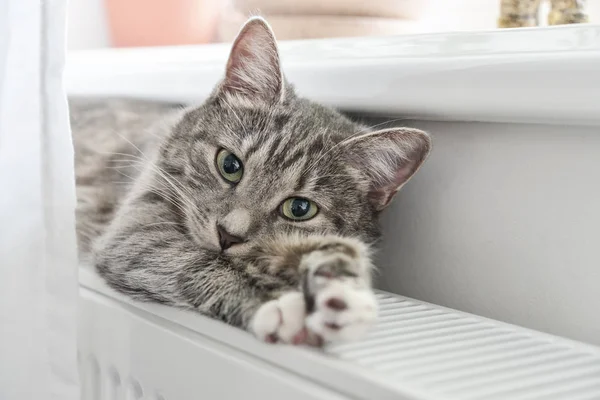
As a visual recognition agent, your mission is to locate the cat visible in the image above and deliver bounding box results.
[71,17,431,345]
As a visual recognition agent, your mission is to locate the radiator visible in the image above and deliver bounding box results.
[79,267,600,400]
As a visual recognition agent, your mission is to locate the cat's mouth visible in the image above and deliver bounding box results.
[221,242,250,256]
[195,224,250,255]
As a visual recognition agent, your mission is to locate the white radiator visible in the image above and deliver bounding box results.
[79,267,600,400]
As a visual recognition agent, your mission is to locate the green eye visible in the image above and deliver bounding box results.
[281,197,318,221]
[216,149,243,183]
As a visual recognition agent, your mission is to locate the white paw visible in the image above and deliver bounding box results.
[251,237,377,346]
[301,245,377,344]
[250,292,306,344]
[306,280,377,343]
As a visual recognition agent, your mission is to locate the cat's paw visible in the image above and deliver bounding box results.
[250,292,307,344]
[305,280,377,343]
[251,237,377,346]
[301,238,378,344]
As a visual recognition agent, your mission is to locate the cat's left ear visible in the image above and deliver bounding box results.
[219,17,284,103]
[345,128,431,211]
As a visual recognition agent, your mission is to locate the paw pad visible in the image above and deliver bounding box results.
[325,297,347,311]
[325,322,342,331]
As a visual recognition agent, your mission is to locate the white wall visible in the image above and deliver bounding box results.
[377,120,600,346]
[67,0,110,50]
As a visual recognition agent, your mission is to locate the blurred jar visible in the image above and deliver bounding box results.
[105,0,221,47]
[548,0,589,25]
[498,0,540,28]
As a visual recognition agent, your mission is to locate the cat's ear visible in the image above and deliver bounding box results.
[346,128,431,211]
[219,17,284,103]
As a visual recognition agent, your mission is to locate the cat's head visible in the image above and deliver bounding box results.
[154,17,431,255]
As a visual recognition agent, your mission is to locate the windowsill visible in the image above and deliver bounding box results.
[66,24,600,126]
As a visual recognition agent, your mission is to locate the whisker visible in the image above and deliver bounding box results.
[354,117,413,133]
[107,143,197,216]
[110,166,191,218]
[111,160,197,224]
[115,172,188,217]
[111,129,148,160]
[99,151,146,162]
[103,131,205,228]
[138,221,183,230]
[111,164,188,213]
[144,188,188,221]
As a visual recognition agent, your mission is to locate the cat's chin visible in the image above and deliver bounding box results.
[198,243,221,253]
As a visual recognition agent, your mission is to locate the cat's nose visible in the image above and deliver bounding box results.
[216,224,244,250]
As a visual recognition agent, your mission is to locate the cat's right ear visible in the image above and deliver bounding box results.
[345,127,432,211]
[218,17,284,103]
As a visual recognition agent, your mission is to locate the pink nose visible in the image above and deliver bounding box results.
[216,224,244,250]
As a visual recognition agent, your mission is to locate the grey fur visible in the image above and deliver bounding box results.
[71,18,431,333]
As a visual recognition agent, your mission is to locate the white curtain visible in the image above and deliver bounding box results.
[0,1,80,399]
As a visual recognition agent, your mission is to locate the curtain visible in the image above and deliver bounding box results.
[0,0,80,399]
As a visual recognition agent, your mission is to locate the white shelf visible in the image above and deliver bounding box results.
[66,24,600,127]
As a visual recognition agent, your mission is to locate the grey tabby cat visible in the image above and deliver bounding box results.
[72,17,431,345]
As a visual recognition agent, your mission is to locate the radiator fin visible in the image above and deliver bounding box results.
[330,292,600,400]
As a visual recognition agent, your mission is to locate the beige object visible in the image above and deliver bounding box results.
[231,0,426,19]
[218,14,420,42]
[548,0,589,25]
[497,0,540,28]
[105,0,220,47]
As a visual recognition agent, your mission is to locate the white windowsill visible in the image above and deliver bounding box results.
[66,24,600,127]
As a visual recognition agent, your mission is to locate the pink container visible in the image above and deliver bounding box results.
[105,0,221,47]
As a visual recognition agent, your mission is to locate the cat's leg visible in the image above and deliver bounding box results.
[301,239,378,343]
[251,236,378,345]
